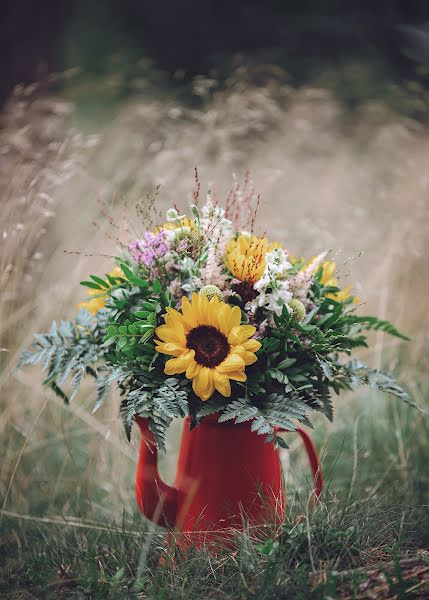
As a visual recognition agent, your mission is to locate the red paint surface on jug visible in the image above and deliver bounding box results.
[135,413,322,544]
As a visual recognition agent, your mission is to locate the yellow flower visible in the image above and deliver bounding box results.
[329,286,355,303]
[320,260,337,287]
[319,261,357,303]
[226,234,280,284]
[154,293,261,401]
[156,217,196,234]
[77,266,123,315]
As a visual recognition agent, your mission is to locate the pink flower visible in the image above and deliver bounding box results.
[129,231,169,268]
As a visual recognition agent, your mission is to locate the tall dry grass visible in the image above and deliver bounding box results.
[1,66,428,523]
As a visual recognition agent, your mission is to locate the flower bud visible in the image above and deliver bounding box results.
[199,285,224,301]
[289,299,306,322]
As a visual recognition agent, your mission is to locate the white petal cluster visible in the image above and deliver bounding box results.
[256,281,293,316]
[200,197,233,240]
[251,248,293,316]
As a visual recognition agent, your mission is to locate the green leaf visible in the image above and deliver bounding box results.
[118,263,135,281]
[80,280,102,290]
[118,337,128,350]
[275,435,288,449]
[134,311,151,319]
[102,335,117,347]
[90,275,110,289]
[106,274,124,286]
[277,358,297,370]
[346,315,411,341]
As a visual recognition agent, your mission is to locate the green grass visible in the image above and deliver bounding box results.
[1,385,428,599]
[0,488,427,598]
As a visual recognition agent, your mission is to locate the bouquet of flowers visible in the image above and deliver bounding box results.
[20,180,411,450]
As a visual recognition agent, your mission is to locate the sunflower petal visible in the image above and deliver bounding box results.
[186,360,200,379]
[227,370,247,382]
[213,370,231,397]
[193,367,215,400]
[206,296,220,327]
[217,353,245,373]
[155,324,185,345]
[218,304,232,335]
[227,305,242,330]
[164,350,195,375]
[181,296,197,330]
[154,342,185,357]
[242,339,262,352]
[228,324,256,345]
[231,346,258,365]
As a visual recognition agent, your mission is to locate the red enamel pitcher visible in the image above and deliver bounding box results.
[135,414,322,544]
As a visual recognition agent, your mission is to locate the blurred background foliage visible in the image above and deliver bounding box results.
[2,0,429,112]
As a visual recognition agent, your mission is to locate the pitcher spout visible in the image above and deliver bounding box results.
[135,416,178,528]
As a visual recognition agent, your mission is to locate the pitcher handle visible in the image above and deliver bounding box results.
[276,426,323,499]
[135,415,178,528]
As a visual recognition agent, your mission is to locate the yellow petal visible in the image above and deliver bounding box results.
[206,296,220,328]
[242,339,262,352]
[231,347,258,365]
[164,350,195,375]
[155,324,185,345]
[228,324,256,345]
[226,370,247,382]
[154,342,185,357]
[226,305,242,331]
[181,296,196,330]
[186,360,200,379]
[217,353,245,373]
[320,260,337,285]
[218,304,232,335]
[193,367,215,400]
[164,307,186,329]
[213,370,231,397]
[187,292,199,323]
[198,293,209,324]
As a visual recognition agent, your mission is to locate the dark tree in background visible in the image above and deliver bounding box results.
[1,0,429,106]
[0,0,68,105]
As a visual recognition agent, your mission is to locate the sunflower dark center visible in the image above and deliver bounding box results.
[186,325,230,368]
[233,280,258,304]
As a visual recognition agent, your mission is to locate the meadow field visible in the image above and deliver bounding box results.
[1,66,428,598]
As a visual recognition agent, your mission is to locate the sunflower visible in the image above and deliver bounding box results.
[226,234,280,284]
[77,266,123,315]
[154,293,261,400]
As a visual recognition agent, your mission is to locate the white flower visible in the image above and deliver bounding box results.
[255,281,292,316]
[178,256,197,271]
[201,200,226,221]
[166,208,187,222]
[265,248,292,277]
[265,290,292,316]
[253,248,292,298]
[253,274,271,293]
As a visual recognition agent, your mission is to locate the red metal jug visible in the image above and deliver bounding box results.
[135,414,322,544]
